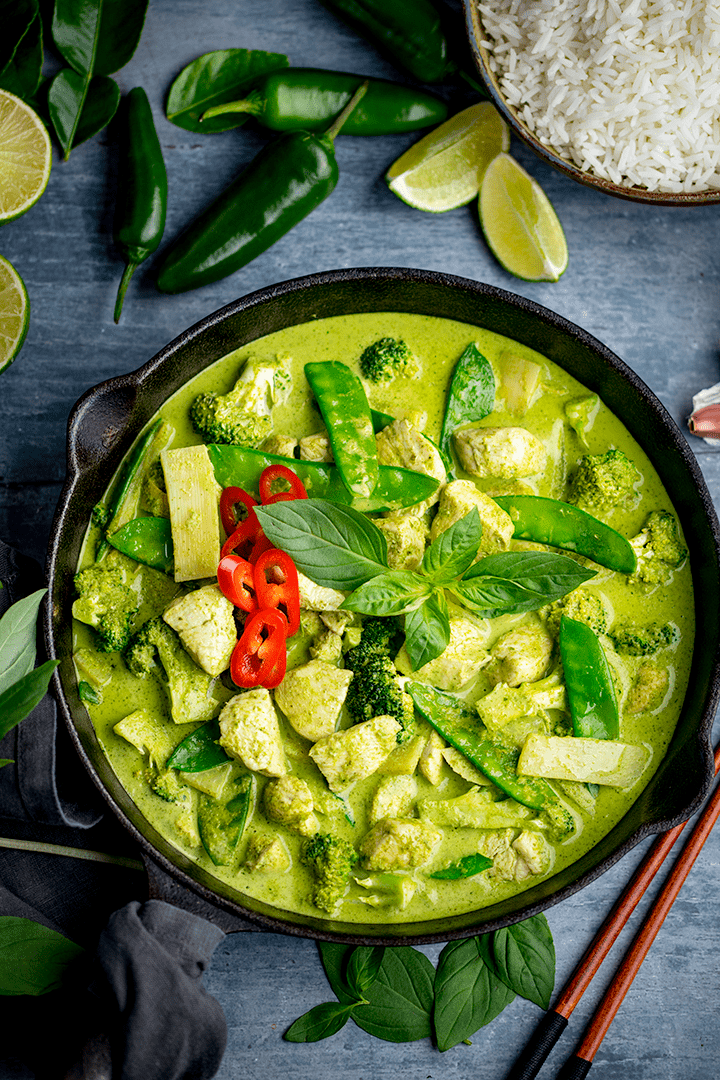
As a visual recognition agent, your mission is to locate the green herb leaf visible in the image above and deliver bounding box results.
[284,1000,355,1042]
[0,588,45,696]
[454,551,595,617]
[166,48,289,133]
[0,0,37,75]
[403,592,450,671]
[430,852,493,880]
[48,68,120,158]
[0,7,43,100]
[439,344,496,466]
[0,917,85,996]
[342,570,430,616]
[421,507,482,584]
[433,936,515,1052]
[345,945,385,997]
[0,759,13,768]
[492,914,555,1009]
[0,660,60,742]
[77,680,101,705]
[166,718,231,773]
[351,947,435,1042]
[255,499,388,591]
[317,941,356,1004]
[52,0,148,77]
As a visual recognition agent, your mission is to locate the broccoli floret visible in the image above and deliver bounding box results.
[568,449,640,512]
[629,510,688,586]
[344,619,414,729]
[610,622,679,656]
[544,588,608,639]
[189,354,292,447]
[359,337,417,383]
[300,832,358,913]
[345,617,400,666]
[125,617,222,724]
[72,563,138,653]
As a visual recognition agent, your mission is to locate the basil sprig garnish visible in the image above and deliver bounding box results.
[452,551,596,618]
[0,589,59,763]
[286,916,555,1049]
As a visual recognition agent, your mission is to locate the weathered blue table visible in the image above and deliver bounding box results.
[1,1,719,1077]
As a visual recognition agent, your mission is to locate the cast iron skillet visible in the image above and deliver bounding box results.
[44,267,720,945]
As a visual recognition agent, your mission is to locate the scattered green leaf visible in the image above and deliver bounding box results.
[284,1000,356,1042]
[351,947,435,1042]
[454,551,595,618]
[439,343,496,467]
[492,913,555,1009]
[0,8,43,100]
[0,659,61,741]
[403,591,450,671]
[346,945,385,998]
[0,917,85,996]
[430,853,493,880]
[421,507,482,584]
[342,570,430,616]
[0,588,45,696]
[433,936,515,1052]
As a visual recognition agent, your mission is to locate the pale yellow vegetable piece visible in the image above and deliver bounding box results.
[181,762,233,799]
[518,733,649,788]
[113,709,176,769]
[161,444,221,581]
[497,352,543,415]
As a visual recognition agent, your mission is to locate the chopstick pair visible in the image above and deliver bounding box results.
[506,742,720,1080]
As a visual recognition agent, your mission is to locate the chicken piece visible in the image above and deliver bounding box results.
[376,419,446,506]
[454,426,546,479]
[274,659,353,742]
[359,817,442,870]
[418,728,447,786]
[486,622,554,688]
[512,831,552,879]
[625,662,669,714]
[476,828,519,882]
[309,715,402,793]
[430,479,514,556]
[263,776,319,836]
[396,606,491,691]
[297,571,347,612]
[419,787,533,829]
[260,434,298,458]
[299,432,333,462]
[244,833,291,872]
[218,690,286,777]
[368,775,417,825]
[375,511,429,571]
[162,584,236,677]
[309,629,343,665]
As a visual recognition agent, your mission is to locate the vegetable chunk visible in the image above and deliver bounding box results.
[219,690,287,777]
[518,733,649,788]
[274,659,353,742]
[190,354,292,447]
[162,584,237,676]
[161,444,221,581]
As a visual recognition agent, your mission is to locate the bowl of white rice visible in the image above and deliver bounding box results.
[462,0,720,203]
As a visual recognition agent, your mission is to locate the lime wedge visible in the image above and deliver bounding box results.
[0,254,30,373]
[0,90,52,224]
[479,153,568,282]
[386,102,509,213]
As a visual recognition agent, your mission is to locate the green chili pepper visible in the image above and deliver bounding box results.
[107,516,174,574]
[559,615,619,740]
[167,718,231,773]
[197,773,255,866]
[407,681,575,838]
[493,495,637,574]
[319,0,452,83]
[113,87,167,323]
[156,82,367,294]
[304,361,379,498]
[201,68,448,134]
[207,445,437,512]
[439,343,496,469]
[430,853,493,880]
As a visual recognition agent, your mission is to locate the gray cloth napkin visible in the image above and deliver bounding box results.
[0,541,228,1079]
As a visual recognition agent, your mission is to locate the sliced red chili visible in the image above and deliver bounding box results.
[254,548,301,636]
[217,554,257,613]
[220,486,258,536]
[258,464,308,504]
[230,608,287,688]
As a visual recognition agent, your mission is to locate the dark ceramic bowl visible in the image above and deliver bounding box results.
[45,267,720,944]
[461,0,720,207]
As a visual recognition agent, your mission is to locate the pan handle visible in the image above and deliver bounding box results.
[143,852,258,934]
[66,377,140,479]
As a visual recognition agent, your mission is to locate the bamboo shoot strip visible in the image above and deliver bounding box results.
[161,444,221,580]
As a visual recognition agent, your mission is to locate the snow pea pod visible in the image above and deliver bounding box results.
[305,360,378,498]
[156,82,366,294]
[439,343,496,468]
[493,495,637,574]
[430,853,493,880]
[106,516,173,574]
[166,718,231,773]
[559,615,619,740]
[201,68,448,134]
[113,88,167,322]
[198,773,255,866]
[207,445,438,512]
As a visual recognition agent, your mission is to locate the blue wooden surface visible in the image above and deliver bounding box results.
[1,1,720,1077]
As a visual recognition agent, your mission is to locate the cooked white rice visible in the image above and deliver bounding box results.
[477,0,720,193]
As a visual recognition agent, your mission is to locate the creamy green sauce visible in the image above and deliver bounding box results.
[74,312,694,924]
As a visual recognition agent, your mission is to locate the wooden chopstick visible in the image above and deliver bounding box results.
[506,743,720,1080]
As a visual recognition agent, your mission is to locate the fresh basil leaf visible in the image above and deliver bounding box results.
[492,914,555,1010]
[0,0,37,75]
[0,759,13,768]
[439,344,496,465]
[0,659,59,741]
[166,48,289,134]
[342,571,430,616]
[345,945,385,998]
[285,1000,355,1042]
[317,941,356,1005]
[48,68,120,158]
[166,718,231,773]
[0,588,45,696]
[403,592,450,671]
[433,936,515,1052]
[421,507,481,584]
[52,0,148,77]
[429,852,493,880]
[0,8,43,100]
[256,499,388,591]
[351,946,435,1042]
[454,551,596,617]
[0,917,85,996]
[78,680,101,705]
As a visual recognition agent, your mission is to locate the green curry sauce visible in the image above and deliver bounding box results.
[73,312,694,924]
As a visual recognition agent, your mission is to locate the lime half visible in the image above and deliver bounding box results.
[386,102,509,213]
[0,254,29,373]
[0,90,52,224]
[479,153,568,282]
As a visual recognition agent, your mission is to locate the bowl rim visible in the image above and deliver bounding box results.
[44,265,720,944]
[461,0,720,207]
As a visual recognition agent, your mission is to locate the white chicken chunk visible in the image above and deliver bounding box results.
[309,714,401,792]
[299,432,333,462]
[376,419,446,506]
[274,659,353,742]
[218,690,286,777]
[296,571,347,612]
[486,622,554,688]
[368,775,417,825]
[162,584,236,676]
[430,479,514,556]
[454,426,547,479]
[263,776,319,836]
[359,817,442,870]
[396,605,491,691]
[375,510,429,571]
